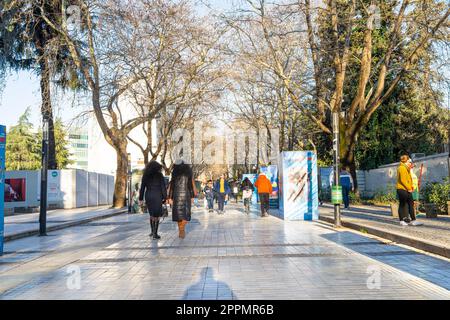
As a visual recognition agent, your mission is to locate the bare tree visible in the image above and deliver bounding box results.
[39,0,168,207]
[225,0,449,189]
[116,0,228,175]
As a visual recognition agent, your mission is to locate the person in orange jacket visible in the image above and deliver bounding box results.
[254,172,273,217]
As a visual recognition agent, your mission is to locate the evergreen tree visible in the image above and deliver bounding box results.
[37,119,73,169]
[6,109,73,170]
[0,0,83,169]
[5,108,41,170]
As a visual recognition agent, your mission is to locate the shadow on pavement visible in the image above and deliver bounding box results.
[321,231,450,291]
[182,267,236,300]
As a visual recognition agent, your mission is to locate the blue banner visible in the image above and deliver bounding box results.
[0,125,6,255]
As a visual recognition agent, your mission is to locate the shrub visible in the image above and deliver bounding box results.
[372,185,397,205]
[421,178,450,214]
[349,191,362,205]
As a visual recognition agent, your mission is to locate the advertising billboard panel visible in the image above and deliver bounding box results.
[279,151,319,220]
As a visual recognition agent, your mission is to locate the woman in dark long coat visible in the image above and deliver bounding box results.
[139,161,167,240]
[168,161,196,239]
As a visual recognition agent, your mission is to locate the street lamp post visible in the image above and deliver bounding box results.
[39,119,49,236]
[332,112,341,227]
[127,153,132,213]
[447,85,450,180]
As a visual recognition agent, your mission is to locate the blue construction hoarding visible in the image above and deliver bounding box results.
[0,125,6,255]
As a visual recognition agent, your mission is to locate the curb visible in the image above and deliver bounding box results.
[319,215,450,259]
[4,209,127,242]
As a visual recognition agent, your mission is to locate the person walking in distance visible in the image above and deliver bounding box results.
[241,177,254,214]
[168,161,197,239]
[139,161,167,240]
[340,169,354,209]
[231,179,239,203]
[254,172,273,217]
[396,155,423,226]
[203,180,215,212]
[213,173,231,214]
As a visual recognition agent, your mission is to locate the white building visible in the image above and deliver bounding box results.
[67,130,89,170]
[87,99,160,175]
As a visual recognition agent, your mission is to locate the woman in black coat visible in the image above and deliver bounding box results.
[139,161,167,240]
[168,161,196,239]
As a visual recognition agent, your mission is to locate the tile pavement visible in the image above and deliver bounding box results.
[1,203,449,300]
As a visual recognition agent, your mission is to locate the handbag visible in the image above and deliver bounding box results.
[243,189,252,199]
[161,204,169,220]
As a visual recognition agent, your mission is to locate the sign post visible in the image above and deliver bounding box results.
[0,125,6,255]
[332,112,341,227]
[39,119,49,236]
[127,153,132,213]
[331,186,343,205]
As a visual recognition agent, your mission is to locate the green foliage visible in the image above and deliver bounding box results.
[372,185,398,205]
[349,192,362,205]
[6,109,73,170]
[0,0,83,86]
[310,1,448,171]
[5,108,41,170]
[421,179,450,214]
[36,119,73,170]
[353,21,447,170]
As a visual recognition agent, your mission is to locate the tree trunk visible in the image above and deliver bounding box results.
[112,142,128,208]
[143,151,149,165]
[39,53,57,169]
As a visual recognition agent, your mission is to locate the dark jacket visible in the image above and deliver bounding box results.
[139,171,167,216]
[203,186,214,200]
[169,164,195,222]
[241,178,254,191]
[213,179,231,195]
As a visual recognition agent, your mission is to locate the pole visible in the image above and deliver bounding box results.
[39,119,49,236]
[127,153,132,213]
[332,112,341,227]
[447,85,450,180]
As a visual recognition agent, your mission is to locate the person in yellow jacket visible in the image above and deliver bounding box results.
[407,159,423,216]
[396,155,422,226]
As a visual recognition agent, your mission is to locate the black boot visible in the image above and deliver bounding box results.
[149,220,155,237]
[153,220,161,240]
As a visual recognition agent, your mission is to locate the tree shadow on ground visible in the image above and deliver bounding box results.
[321,231,450,290]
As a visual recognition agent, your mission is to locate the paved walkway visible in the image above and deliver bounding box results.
[319,204,450,257]
[4,206,126,241]
[0,204,449,300]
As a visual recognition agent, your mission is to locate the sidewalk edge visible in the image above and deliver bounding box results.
[4,209,127,242]
[319,215,450,259]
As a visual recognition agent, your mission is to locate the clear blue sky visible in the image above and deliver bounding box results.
[0,70,85,130]
[1,71,42,128]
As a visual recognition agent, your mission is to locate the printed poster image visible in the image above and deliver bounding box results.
[279,151,319,221]
[4,178,26,202]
